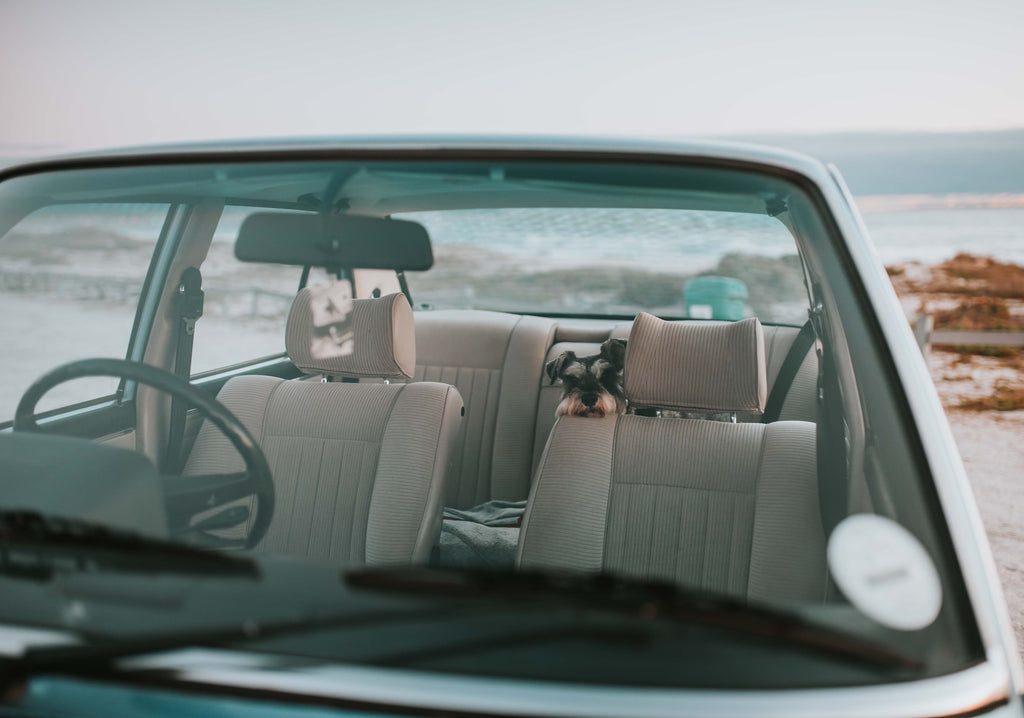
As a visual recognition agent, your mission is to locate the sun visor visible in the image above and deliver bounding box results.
[235,212,433,271]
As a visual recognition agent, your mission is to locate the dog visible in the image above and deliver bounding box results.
[545,338,627,417]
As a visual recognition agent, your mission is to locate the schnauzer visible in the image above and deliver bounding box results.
[545,338,627,417]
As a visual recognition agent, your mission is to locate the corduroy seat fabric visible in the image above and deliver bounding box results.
[388,310,556,508]
[517,313,826,602]
[184,290,463,566]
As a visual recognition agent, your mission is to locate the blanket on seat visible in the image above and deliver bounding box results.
[438,499,526,569]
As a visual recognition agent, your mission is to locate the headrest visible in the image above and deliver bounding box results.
[623,313,767,414]
[286,290,415,379]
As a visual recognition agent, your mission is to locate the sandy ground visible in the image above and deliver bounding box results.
[930,349,1024,654]
[947,408,1024,653]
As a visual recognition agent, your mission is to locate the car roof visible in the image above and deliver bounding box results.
[0,135,833,184]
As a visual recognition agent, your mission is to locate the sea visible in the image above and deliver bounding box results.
[859,205,1024,267]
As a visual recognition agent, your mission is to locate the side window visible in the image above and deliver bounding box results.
[190,207,302,375]
[0,203,168,419]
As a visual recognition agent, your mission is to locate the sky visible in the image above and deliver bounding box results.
[1,0,1023,154]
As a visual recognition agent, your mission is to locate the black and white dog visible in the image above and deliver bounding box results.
[545,338,627,417]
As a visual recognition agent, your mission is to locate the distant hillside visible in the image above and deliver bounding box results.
[726,129,1024,196]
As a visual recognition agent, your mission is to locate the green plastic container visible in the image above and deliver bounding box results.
[684,276,748,320]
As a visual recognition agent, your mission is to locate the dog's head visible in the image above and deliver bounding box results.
[545,338,627,417]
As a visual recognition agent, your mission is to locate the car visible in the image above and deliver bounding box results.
[0,137,1020,718]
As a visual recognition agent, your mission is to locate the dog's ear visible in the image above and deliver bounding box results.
[545,351,576,384]
[600,338,627,370]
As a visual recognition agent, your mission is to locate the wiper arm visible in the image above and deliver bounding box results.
[0,510,257,580]
[346,567,922,670]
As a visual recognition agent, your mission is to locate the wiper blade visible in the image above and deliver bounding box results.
[346,567,922,670]
[0,510,258,580]
[9,604,461,685]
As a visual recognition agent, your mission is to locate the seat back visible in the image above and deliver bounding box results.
[534,322,818,458]
[518,313,825,602]
[184,291,463,565]
[404,310,555,508]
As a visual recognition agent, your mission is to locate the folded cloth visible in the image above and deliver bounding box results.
[438,499,527,569]
[443,499,526,527]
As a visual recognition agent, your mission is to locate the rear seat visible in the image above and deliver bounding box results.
[379,309,816,507]
[372,309,819,570]
[409,311,555,509]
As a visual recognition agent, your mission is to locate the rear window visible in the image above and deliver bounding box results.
[400,208,807,324]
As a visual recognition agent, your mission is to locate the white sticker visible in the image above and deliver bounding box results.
[307,281,354,360]
[688,304,713,320]
[827,514,942,631]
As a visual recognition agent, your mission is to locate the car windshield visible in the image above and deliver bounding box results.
[0,154,984,691]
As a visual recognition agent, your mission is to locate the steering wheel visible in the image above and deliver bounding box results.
[13,358,275,549]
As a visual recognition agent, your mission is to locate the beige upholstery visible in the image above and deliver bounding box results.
[404,311,556,508]
[623,313,767,414]
[185,292,463,565]
[518,314,825,602]
[286,290,416,379]
[533,320,818,470]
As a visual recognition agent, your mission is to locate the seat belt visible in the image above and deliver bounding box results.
[163,267,204,474]
[806,289,848,539]
[763,320,815,423]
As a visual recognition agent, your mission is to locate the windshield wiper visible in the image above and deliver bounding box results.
[0,510,258,580]
[345,567,922,670]
[5,604,462,691]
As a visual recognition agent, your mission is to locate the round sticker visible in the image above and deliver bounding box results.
[827,514,942,631]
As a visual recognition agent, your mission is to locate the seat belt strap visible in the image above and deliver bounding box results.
[163,267,204,473]
[763,320,815,423]
[805,289,848,539]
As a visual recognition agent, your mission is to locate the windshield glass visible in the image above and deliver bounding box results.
[0,157,983,690]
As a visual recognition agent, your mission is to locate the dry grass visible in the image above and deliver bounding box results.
[932,297,1024,331]
[886,253,1024,300]
[959,380,1024,412]
[938,345,1022,358]
[932,254,1024,299]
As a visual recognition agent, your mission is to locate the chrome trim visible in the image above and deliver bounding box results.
[122,648,1015,718]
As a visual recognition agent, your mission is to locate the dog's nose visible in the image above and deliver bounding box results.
[581,392,598,407]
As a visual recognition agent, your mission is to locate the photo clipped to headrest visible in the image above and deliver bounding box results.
[308,281,354,360]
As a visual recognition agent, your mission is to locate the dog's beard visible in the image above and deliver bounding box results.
[556,392,622,418]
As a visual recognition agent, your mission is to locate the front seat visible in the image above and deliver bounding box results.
[184,290,464,566]
[517,313,825,602]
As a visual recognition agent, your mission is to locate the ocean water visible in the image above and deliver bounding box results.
[860,207,1024,267]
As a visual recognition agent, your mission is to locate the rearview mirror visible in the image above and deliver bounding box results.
[235,213,433,271]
